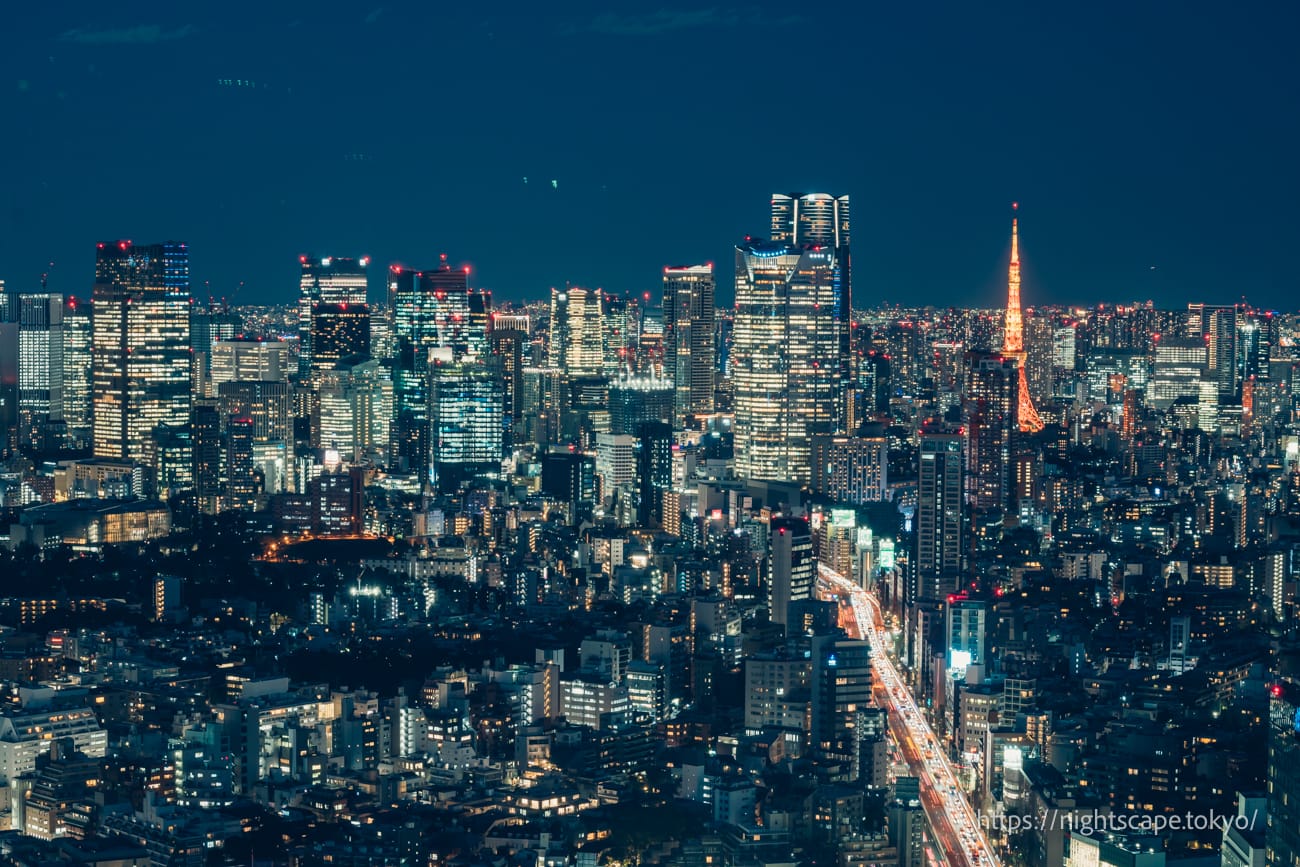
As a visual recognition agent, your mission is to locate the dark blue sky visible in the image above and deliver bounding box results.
[2,2,1297,309]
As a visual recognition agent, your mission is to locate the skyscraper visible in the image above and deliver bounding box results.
[309,303,371,376]
[602,291,637,376]
[771,193,852,425]
[1267,678,1300,867]
[662,265,716,428]
[431,363,502,492]
[733,240,841,484]
[965,353,1018,515]
[316,358,391,464]
[224,415,259,511]
[1002,205,1044,432]
[1188,302,1239,403]
[61,297,92,449]
[555,287,604,376]
[636,421,673,528]
[17,293,64,451]
[916,423,964,604]
[298,256,368,376]
[489,313,529,450]
[387,260,482,482]
[218,379,296,496]
[91,241,192,462]
[769,516,814,628]
[190,305,240,397]
[191,401,222,514]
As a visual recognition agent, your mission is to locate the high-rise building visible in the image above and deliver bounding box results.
[1147,338,1206,410]
[610,374,674,436]
[810,433,889,504]
[733,240,841,484]
[17,294,64,451]
[489,314,529,450]
[1188,302,1239,403]
[309,303,371,376]
[431,364,502,492]
[467,289,492,362]
[388,260,483,483]
[965,353,1018,515]
[91,241,192,462]
[602,291,637,376]
[552,287,603,376]
[636,421,673,529]
[810,635,872,768]
[769,516,814,628]
[61,297,92,449]
[210,339,291,387]
[298,256,368,376]
[541,451,597,525]
[947,594,987,671]
[389,260,479,364]
[218,380,295,494]
[224,415,259,511]
[190,306,240,397]
[663,265,716,427]
[191,401,222,514]
[916,424,964,604]
[638,308,664,377]
[316,358,390,464]
[1266,678,1300,867]
[771,192,852,422]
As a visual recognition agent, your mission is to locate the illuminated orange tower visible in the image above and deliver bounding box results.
[1002,203,1044,432]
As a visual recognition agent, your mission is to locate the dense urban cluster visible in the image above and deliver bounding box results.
[0,194,1297,867]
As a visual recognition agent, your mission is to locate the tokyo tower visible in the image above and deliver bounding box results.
[1002,203,1044,432]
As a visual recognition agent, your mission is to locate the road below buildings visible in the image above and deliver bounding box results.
[818,564,1000,867]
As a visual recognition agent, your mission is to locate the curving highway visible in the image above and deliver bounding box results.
[818,563,1000,867]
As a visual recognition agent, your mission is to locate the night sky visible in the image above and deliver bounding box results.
[3,1,1297,310]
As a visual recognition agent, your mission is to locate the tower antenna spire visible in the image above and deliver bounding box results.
[1002,202,1043,432]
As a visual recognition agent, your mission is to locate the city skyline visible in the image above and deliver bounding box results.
[3,5,1300,866]
[3,2,1298,309]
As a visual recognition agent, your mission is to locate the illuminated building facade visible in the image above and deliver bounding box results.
[1188,302,1238,402]
[1268,679,1300,867]
[916,424,964,603]
[964,353,1018,515]
[17,293,64,451]
[61,297,92,449]
[554,287,604,377]
[810,433,889,504]
[298,256,368,376]
[225,415,259,511]
[309,302,370,376]
[91,241,192,463]
[610,374,673,436]
[1147,338,1207,410]
[317,357,391,463]
[771,192,852,426]
[388,260,481,482]
[733,240,841,484]
[190,306,239,396]
[432,363,503,492]
[662,265,715,427]
[217,380,295,493]
[602,291,637,376]
[769,516,814,628]
[210,339,291,386]
[489,313,529,448]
